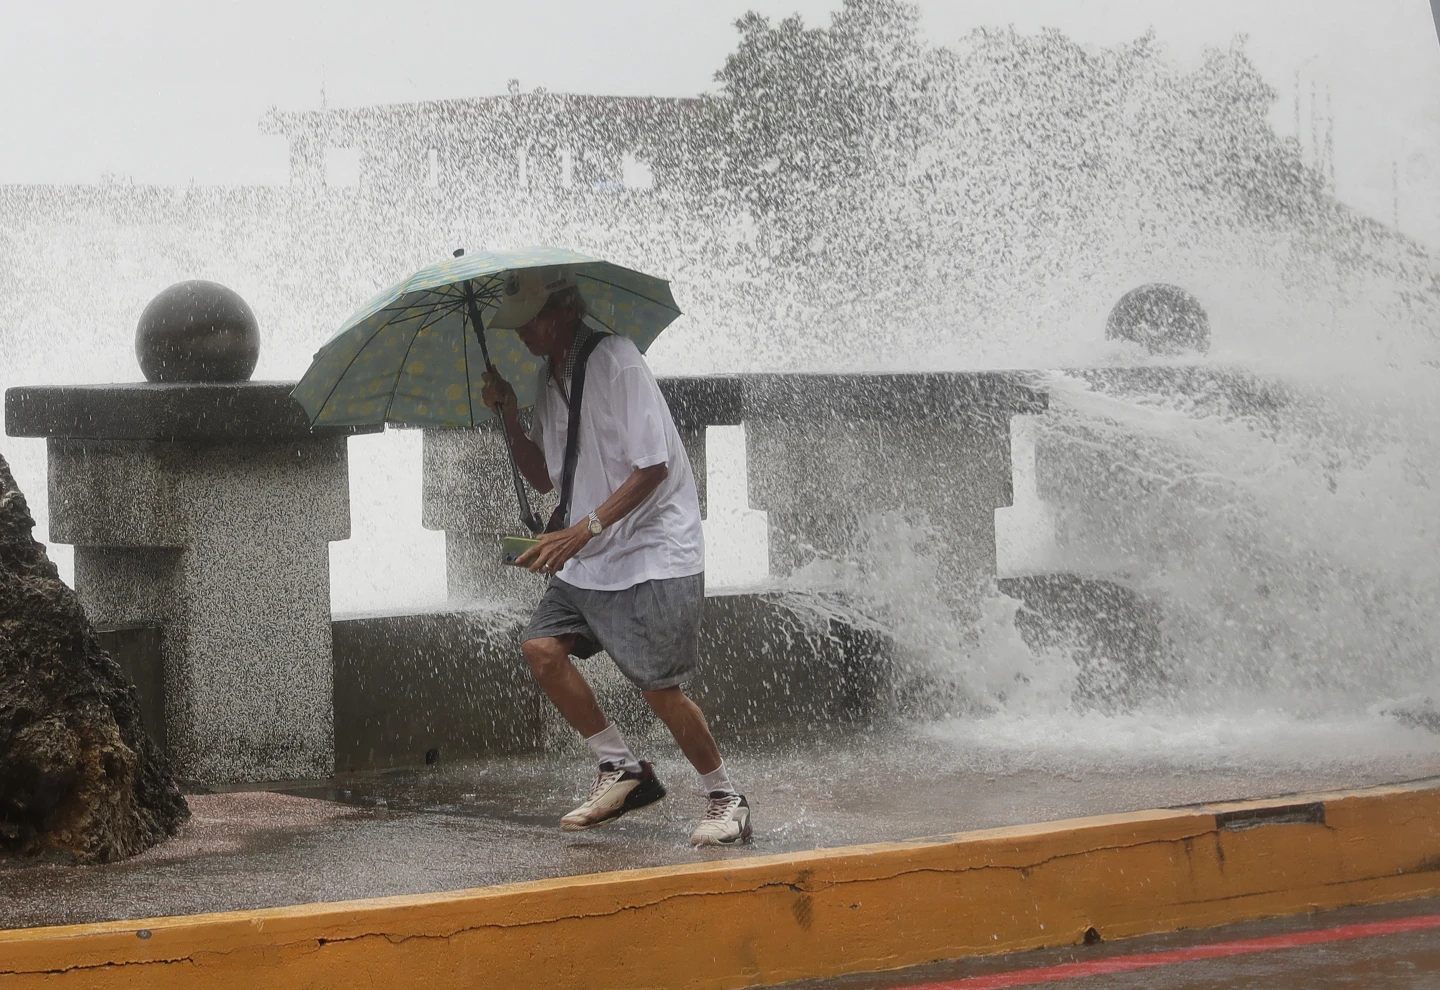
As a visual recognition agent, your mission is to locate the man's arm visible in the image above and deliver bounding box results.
[500,407,553,494]
[593,462,668,529]
[517,462,668,575]
[481,370,552,493]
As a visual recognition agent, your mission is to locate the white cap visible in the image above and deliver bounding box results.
[486,266,577,329]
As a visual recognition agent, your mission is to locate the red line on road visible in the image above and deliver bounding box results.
[896,913,1440,989]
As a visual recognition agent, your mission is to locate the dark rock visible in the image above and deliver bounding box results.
[135,280,260,383]
[1105,283,1211,355]
[0,452,187,863]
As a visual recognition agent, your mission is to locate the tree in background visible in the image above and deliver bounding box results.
[645,0,1438,368]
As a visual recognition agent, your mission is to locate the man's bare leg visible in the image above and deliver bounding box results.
[642,686,723,775]
[646,686,750,845]
[521,636,607,737]
[524,636,664,830]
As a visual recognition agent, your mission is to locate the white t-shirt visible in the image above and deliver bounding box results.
[527,333,705,591]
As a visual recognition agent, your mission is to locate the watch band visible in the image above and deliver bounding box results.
[587,510,603,535]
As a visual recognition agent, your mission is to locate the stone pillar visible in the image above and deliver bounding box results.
[6,384,370,783]
[5,280,375,784]
[422,377,739,602]
[743,373,1047,610]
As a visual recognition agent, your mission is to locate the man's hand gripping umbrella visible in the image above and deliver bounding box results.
[461,270,545,538]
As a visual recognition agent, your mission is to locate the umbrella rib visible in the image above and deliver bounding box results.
[347,299,424,325]
[332,296,458,343]
[314,327,395,425]
[585,309,619,335]
[407,273,505,304]
[380,299,464,423]
[315,297,465,423]
[575,272,681,314]
[460,274,506,304]
[370,295,462,318]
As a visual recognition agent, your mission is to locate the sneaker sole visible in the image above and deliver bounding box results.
[560,777,667,831]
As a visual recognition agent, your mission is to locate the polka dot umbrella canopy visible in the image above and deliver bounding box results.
[291,246,681,429]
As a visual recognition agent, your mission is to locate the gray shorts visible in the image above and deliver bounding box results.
[522,573,705,691]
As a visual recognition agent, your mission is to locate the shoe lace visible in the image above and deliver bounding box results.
[703,793,741,822]
[587,766,625,801]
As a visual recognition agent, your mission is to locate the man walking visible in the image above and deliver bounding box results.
[480,267,751,846]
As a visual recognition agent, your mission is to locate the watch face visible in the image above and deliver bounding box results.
[588,515,603,535]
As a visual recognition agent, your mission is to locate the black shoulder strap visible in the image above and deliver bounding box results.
[547,330,611,532]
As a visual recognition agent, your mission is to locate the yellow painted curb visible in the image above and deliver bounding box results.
[3,779,1439,989]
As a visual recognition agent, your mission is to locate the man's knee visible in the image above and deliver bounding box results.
[522,637,569,679]
[642,685,691,714]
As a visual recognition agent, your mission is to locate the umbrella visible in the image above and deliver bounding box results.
[292,246,682,531]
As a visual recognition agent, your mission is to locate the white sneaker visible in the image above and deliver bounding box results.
[690,791,752,846]
[560,761,666,831]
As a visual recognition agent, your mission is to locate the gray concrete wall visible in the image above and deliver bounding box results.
[1032,367,1288,576]
[332,606,545,771]
[687,591,893,734]
[12,371,1050,784]
[421,426,557,602]
[328,590,895,771]
[108,590,896,775]
[94,623,166,753]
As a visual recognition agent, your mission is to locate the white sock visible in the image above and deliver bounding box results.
[698,761,737,797]
[584,723,641,773]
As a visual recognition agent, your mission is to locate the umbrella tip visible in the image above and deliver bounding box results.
[453,248,465,258]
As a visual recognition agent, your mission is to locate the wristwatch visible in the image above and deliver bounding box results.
[586,510,604,536]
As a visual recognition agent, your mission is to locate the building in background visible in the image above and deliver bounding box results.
[260,85,699,194]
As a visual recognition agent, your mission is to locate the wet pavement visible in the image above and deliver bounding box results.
[774,897,1440,989]
[2,726,1438,929]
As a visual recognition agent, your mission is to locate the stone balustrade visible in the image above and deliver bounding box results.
[8,368,1049,778]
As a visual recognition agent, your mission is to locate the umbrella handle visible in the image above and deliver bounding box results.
[465,287,544,535]
[494,402,545,535]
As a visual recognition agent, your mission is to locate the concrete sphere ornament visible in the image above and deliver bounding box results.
[135,280,261,382]
[1105,283,1211,356]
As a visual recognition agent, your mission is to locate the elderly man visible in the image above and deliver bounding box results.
[480,268,751,846]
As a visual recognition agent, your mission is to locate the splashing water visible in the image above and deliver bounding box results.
[1039,365,1439,711]
[2,9,1439,774]
[774,356,1440,766]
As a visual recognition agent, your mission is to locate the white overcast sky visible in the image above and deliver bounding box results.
[4,0,1440,236]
